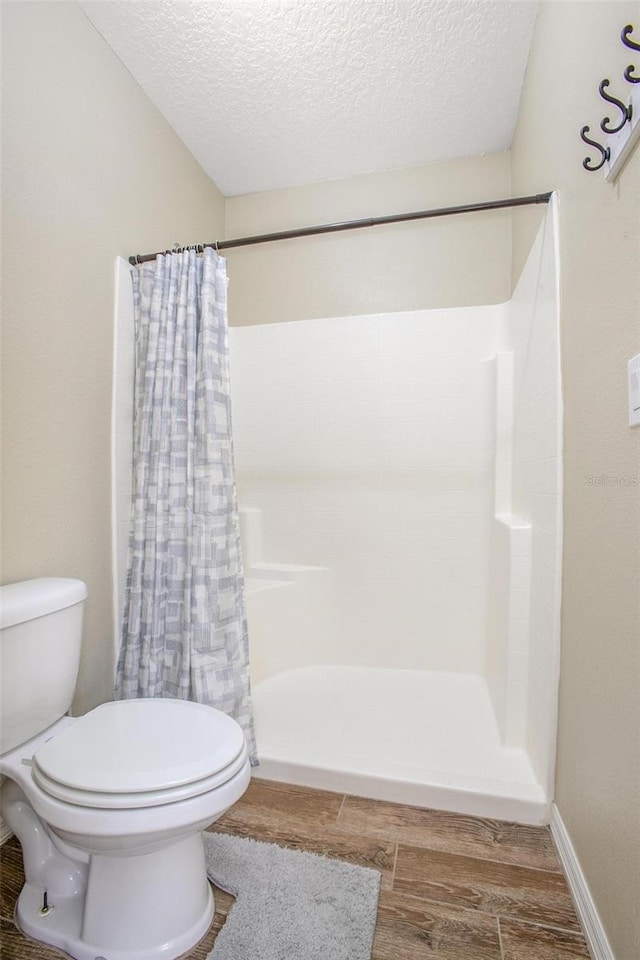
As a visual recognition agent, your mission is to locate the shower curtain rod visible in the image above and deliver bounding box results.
[128,192,552,265]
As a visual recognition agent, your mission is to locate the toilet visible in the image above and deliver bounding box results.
[0,577,251,960]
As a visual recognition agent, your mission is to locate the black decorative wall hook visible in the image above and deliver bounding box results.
[599,79,633,133]
[580,126,610,170]
[622,24,640,82]
[621,24,640,51]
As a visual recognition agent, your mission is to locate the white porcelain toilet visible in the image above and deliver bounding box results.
[0,577,251,960]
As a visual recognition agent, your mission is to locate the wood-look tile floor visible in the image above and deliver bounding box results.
[0,779,591,960]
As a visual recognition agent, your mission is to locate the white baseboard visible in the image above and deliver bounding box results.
[550,804,614,960]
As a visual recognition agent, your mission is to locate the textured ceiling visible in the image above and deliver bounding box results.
[80,0,539,197]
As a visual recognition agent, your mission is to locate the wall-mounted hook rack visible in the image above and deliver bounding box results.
[580,23,640,180]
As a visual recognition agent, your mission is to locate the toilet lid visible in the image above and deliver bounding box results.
[32,699,246,800]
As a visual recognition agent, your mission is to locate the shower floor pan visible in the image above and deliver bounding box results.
[252,666,547,825]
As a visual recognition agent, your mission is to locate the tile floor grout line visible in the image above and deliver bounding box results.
[445,853,564,877]
[494,912,590,939]
[389,844,564,875]
[497,915,505,960]
[391,842,399,888]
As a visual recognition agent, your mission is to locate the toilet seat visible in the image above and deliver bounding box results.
[31,698,247,809]
[32,746,249,809]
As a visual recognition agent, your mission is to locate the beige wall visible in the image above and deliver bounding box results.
[512,3,640,957]
[225,153,512,325]
[0,2,225,713]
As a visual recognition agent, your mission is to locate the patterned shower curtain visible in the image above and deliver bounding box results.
[115,248,257,763]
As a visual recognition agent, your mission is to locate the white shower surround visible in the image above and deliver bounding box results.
[111,202,561,824]
[228,203,562,824]
[232,304,505,675]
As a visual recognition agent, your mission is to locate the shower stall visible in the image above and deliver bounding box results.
[112,200,561,826]
[228,202,562,825]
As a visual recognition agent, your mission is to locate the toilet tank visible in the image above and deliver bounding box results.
[0,578,87,754]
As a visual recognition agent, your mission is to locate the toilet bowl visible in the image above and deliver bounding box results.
[0,579,252,960]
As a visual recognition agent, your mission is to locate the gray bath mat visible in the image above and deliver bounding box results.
[203,831,381,960]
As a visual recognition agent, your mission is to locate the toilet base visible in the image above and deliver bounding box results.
[16,833,215,960]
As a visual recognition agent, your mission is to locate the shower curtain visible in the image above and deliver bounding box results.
[115,248,256,763]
